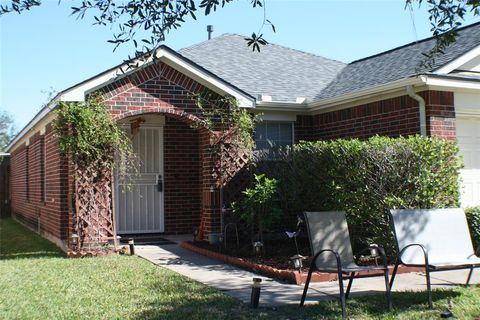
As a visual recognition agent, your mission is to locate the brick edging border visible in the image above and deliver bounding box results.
[180,241,423,285]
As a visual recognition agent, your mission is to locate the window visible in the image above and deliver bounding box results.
[254,121,294,158]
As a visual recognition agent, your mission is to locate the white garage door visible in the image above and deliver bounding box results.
[456,117,480,207]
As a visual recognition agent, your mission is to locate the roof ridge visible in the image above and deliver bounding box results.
[180,32,346,65]
[178,33,237,52]
[265,39,346,65]
[350,20,480,65]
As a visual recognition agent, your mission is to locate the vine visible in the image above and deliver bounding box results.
[53,96,135,174]
[192,94,259,158]
[191,94,260,237]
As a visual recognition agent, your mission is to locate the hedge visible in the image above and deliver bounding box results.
[257,135,463,257]
[466,206,480,251]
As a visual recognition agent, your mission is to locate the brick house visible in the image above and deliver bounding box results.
[6,22,480,251]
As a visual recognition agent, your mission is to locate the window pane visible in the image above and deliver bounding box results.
[266,123,279,143]
[254,123,266,142]
[279,123,293,141]
[256,141,268,150]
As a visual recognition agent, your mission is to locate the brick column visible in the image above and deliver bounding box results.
[421,91,456,141]
[199,130,222,239]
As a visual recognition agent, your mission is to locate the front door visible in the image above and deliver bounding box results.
[116,126,164,234]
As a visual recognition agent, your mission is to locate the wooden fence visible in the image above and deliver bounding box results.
[0,155,10,218]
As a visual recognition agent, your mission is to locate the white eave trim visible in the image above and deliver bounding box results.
[256,101,308,112]
[435,44,480,74]
[308,77,426,112]
[61,48,255,109]
[158,52,255,108]
[6,99,59,152]
[424,75,480,90]
[6,47,255,152]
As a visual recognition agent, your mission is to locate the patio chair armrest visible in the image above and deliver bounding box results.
[312,249,343,272]
[398,243,430,266]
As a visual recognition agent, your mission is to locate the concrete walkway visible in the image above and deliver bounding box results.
[136,238,478,306]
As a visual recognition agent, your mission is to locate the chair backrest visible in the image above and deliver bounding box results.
[304,211,355,270]
[390,208,475,264]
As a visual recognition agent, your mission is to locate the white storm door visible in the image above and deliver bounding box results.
[117,126,164,233]
[456,117,480,207]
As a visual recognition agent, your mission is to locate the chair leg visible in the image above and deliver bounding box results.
[300,264,315,307]
[425,266,433,309]
[383,267,392,310]
[389,259,400,289]
[337,271,347,320]
[345,272,355,299]
[465,266,474,287]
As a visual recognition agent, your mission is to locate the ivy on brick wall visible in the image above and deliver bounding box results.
[192,95,258,157]
[53,96,135,173]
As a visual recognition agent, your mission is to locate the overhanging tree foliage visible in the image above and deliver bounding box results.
[1,0,477,63]
[0,110,16,151]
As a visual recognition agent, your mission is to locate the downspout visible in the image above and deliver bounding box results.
[406,85,427,136]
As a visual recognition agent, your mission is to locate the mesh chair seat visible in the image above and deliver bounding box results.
[300,211,392,319]
[389,208,479,309]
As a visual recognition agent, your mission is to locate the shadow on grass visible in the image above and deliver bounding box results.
[284,289,462,319]
[132,278,249,320]
[0,218,65,260]
[132,275,465,320]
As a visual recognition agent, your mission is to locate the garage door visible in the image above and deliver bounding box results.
[456,117,480,207]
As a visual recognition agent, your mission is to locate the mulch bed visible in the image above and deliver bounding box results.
[181,241,423,284]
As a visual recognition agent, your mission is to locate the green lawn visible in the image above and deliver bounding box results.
[1,217,479,319]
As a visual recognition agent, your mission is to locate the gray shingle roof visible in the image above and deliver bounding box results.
[179,34,346,102]
[179,23,480,104]
[317,22,480,100]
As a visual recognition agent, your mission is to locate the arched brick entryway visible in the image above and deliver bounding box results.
[113,111,221,238]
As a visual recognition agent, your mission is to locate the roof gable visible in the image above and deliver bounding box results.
[179,34,346,103]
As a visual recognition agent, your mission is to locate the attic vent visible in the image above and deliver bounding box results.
[207,25,214,40]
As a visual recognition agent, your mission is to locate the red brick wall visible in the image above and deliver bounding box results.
[163,116,202,234]
[99,62,223,235]
[421,91,456,141]
[308,95,421,140]
[10,124,69,248]
[295,90,455,142]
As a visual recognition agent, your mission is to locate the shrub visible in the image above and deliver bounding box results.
[466,206,480,250]
[257,135,462,257]
[232,174,282,242]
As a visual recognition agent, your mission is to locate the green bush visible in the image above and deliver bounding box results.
[257,135,462,257]
[232,174,282,241]
[466,206,480,250]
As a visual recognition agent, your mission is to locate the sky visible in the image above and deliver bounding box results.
[0,0,478,131]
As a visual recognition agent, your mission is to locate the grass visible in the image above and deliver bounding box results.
[1,217,479,319]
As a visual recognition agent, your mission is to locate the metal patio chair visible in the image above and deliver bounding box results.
[389,208,480,308]
[300,211,392,319]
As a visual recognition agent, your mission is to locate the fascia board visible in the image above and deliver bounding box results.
[6,99,59,152]
[425,76,480,90]
[308,77,425,112]
[435,45,480,74]
[63,49,255,108]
